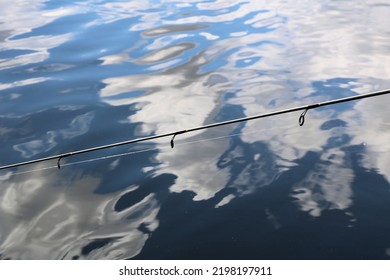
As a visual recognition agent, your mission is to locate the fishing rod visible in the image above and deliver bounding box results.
[1,88,389,171]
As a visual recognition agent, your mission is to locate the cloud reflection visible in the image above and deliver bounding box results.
[0,167,160,259]
[225,0,390,217]
[99,0,390,215]
[292,149,354,217]
[343,95,390,182]
[0,0,77,70]
[13,111,94,158]
[1,0,390,259]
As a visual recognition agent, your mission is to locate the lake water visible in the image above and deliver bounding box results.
[1,0,390,260]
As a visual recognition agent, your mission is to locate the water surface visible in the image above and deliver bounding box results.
[1,0,390,259]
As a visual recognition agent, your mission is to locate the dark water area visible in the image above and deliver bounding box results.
[1,0,390,259]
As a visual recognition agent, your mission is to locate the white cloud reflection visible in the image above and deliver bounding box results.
[343,94,390,182]
[0,168,158,259]
[0,1,78,70]
[2,0,389,259]
[99,0,390,215]
[226,0,390,215]
[13,111,95,158]
[292,149,354,217]
[101,52,231,200]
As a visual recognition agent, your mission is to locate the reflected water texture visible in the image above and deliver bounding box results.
[1,0,390,259]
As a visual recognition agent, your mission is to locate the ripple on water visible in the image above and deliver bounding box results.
[1,0,390,260]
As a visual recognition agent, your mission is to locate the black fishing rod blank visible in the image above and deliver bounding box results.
[1,88,389,170]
